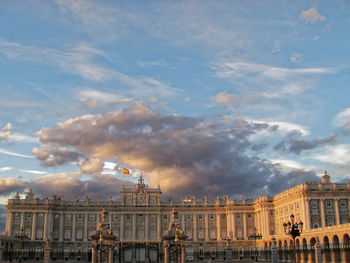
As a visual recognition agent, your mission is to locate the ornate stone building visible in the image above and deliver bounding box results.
[0,172,350,262]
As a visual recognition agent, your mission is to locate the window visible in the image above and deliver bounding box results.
[14,212,20,218]
[175,213,179,220]
[209,214,215,220]
[113,214,118,220]
[64,230,71,240]
[198,214,203,220]
[236,214,241,218]
[151,214,156,220]
[127,215,131,220]
[326,200,332,207]
[78,214,84,221]
[163,215,168,220]
[248,214,252,218]
[54,213,60,219]
[89,214,95,221]
[186,214,192,220]
[26,213,31,219]
[65,214,71,220]
[38,213,44,220]
[222,214,226,219]
[76,230,83,241]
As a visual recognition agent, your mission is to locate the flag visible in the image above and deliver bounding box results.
[123,168,130,175]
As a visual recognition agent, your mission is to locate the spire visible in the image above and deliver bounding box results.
[138,173,144,185]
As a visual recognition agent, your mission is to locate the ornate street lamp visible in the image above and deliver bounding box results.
[14,227,29,262]
[283,214,303,263]
[162,209,187,263]
[248,228,262,262]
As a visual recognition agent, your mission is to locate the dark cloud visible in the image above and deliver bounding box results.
[31,103,321,198]
[274,131,337,154]
[0,173,134,200]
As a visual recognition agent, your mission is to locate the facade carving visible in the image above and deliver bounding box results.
[0,171,350,262]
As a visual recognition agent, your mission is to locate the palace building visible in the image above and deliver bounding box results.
[0,171,350,262]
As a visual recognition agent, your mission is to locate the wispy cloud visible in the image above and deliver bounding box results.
[309,144,350,165]
[0,38,177,98]
[0,167,12,172]
[300,8,326,24]
[333,108,350,127]
[18,169,48,175]
[136,60,176,69]
[213,61,335,81]
[0,148,33,158]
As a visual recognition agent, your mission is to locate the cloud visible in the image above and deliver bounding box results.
[309,144,350,165]
[32,146,83,167]
[136,60,173,68]
[0,171,134,200]
[274,131,337,154]
[0,148,33,158]
[78,89,134,108]
[213,61,334,81]
[0,167,12,172]
[18,169,48,175]
[290,53,303,63]
[0,38,177,98]
[300,8,326,24]
[0,177,26,195]
[334,108,350,127]
[213,92,266,109]
[33,103,320,198]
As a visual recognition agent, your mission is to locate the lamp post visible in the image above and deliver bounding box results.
[248,228,262,262]
[283,214,303,263]
[14,227,29,262]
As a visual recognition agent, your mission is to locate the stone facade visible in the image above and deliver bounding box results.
[1,171,350,262]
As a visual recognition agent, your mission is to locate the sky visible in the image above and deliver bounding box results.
[1,1,350,225]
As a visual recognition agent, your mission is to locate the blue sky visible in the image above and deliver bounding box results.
[1,0,350,209]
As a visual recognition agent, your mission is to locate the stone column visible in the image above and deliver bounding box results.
[265,210,270,236]
[84,213,88,241]
[181,214,186,233]
[20,212,25,231]
[59,212,64,242]
[145,214,149,241]
[204,213,209,241]
[320,199,326,227]
[243,213,248,240]
[43,212,48,239]
[157,214,161,240]
[8,212,13,236]
[132,214,137,240]
[226,211,231,238]
[217,213,222,241]
[334,199,340,225]
[120,214,124,241]
[96,213,99,228]
[72,213,76,241]
[305,198,311,230]
[193,213,197,241]
[31,212,37,240]
[109,213,112,229]
[231,212,236,240]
